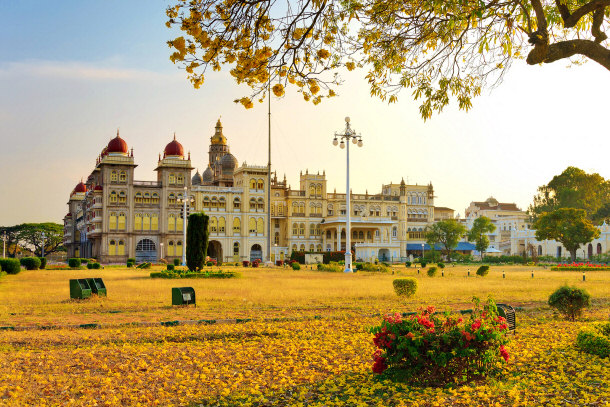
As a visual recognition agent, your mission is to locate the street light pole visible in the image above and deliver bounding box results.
[333,117,363,273]
[421,243,424,261]
[2,231,6,258]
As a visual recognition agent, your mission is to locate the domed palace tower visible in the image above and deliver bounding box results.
[206,118,238,187]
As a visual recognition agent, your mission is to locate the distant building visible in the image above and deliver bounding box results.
[465,197,530,255]
[433,207,455,221]
[64,120,448,264]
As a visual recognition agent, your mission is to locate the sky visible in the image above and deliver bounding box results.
[1,0,609,226]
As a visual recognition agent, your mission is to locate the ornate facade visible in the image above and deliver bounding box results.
[64,120,443,264]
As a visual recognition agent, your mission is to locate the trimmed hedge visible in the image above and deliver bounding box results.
[437,262,445,269]
[20,257,41,270]
[0,258,21,274]
[150,270,240,279]
[38,257,47,269]
[477,265,490,277]
[167,264,175,271]
[420,262,427,268]
[576,322,610,358]
[405,261,411,267]
[68,258,81,268]
[291,262,301,270]
[86,262,101,269]
[136,262,151,269]
[551,266,610,271]
[173,258,180,266]
[549,285,591,321]
[127,261,135,268]
[427,266,438,277]
[393,278,418,297]
[318,263,342,272]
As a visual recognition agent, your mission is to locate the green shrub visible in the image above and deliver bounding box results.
[80,258,89,264]
[477,265,490,277]
[128,258,136,263]
[317,263,342,272]
[91,262,101,269]
[0,258,21,274]
[354,262,363,271]
[393,278,418,297]
[420,261,427,268]
[20,257,41,270]
[427,266,437,277]
[167,264,175,271]
[136,262,151,269]
[405,261,411,267]
[576,322,610,358]
[359,262,390,273]
[206,261,213,266]
[38,257,47,269]
[87,262,93,269]
[68,258,81,268]
[548,285,591,321]
[437,262,445,269]
[127,261,135,268]
[291,262,301,270]
[173,258,180,266]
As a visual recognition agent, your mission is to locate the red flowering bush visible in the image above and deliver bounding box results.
[370,297,510,386]
[552,262,610,271]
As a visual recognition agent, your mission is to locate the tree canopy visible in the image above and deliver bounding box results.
[529,166,610,222]
[0,223,64,258]
[426,219,467,260]
[533,208,600,261]
[467,216,497,256]
[167,0,610,119]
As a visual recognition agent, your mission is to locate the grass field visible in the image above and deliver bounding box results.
[0,265,608,406]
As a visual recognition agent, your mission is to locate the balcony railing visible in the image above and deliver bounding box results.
[133,180,162,187]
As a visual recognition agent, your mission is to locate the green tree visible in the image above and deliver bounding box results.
[167,0,610,120]
[534,208,600,262]
[426,219,467,261]
[467,216,497,258]
[0,225,22,257]
[592,202,610,225]
[18,223,64,257]
[186,212,209,271]
[529,167,610,221]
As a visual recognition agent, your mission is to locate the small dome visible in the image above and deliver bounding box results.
[107,130,128,154]
[486,196,499,206]
[74,182,87,193]
[202,165,213,182]
[211,118,227,145]
[164,133,184,157]
[192,170,203,186]
[220,153,238,171]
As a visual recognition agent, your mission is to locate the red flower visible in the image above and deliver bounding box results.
[372,356,387,374]
[500,345,509,362]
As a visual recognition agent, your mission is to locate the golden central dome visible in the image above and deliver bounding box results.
[211,118,227,145]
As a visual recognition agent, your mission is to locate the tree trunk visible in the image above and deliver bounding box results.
[570,249,577,262]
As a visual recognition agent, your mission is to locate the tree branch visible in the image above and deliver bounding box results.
[554,0,610,28]
[526,39,610,70]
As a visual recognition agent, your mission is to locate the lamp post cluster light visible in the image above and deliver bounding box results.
[332,117,363,273]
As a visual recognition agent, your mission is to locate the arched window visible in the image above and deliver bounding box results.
[392,227,397,238]
[278,204,284,215]
[326,230,332,238]
[538,245,543,256]
[134,213,142,230]
[352,230,358,239]
[250,179,257,190]
[118,212,126,230]
[118,240,125,255]
[219,217,226,233]
[168,193,176,205]
[316,184,322,196]
[310,224,316,236]
[257,179,264,190]
[177,175,184,185]
[249,198,257,211]
[119,171,127,183]
[109,191,117,203]
[292,244,297,252]
[233,197,240,210]
[110,171,118,182]
[203,196,210,209]
[309,244,315,252]
[309,185,316,196]
[144,192,150,204]
[135,192,143,203]
[317,244,322,252]
[274,232,280,245]
[152,193,159,203]
[358,231,364,239]
[109,240,116,255]
[257,218,264,234]
[168,214,175,231]
[143,214,151,230]
[271,204,275,216]
[169,173,176,184]
[118,191,126,203]
[292,223,298,236]
[300,244,305,251]
[176,241,183,256]
[109,212,117,230]
[248,218,256,234]
[299,202,305,213]
[299,223,305,235]
[233,242,240,255]
[151,214,158,230]
[257,197,264,211]
[211,196,218,210]
[292,202,299,214]
[233,218,241,234]
[167,241,175,256]
[210,217,217,233]
[367,231,372,240]
[219,197,226,210]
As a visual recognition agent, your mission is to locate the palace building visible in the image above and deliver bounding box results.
[64,120,454,264]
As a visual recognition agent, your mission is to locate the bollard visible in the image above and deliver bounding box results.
[503,270,505,279]
[531,271,534,278]
[417,269,420,275]
[442,270,444,277]
[583,271,586,282]
[467,269,470,277]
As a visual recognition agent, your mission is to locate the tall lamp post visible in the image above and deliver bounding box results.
[332,117,363,273]
[421,243,424,260]
[177,186,194,267]
[2,231,6,258]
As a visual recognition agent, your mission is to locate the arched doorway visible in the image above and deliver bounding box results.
[588,244,593,259]
[597,243,603,255]
[379,248,390,261]
[136,238,157,262]
[250,244,262,262]
[208,240,223,262]
[556,246,562,259]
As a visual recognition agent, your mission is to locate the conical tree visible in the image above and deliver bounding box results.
[186,212,209,271]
